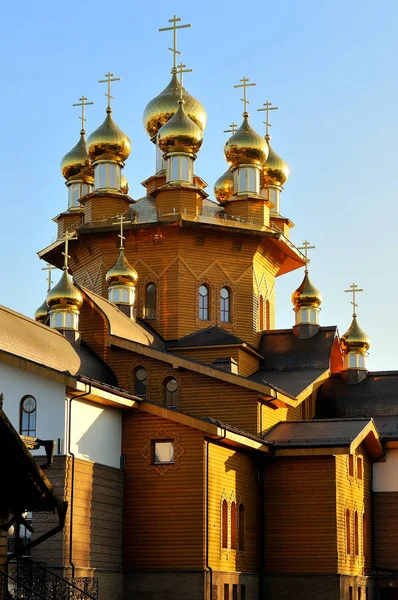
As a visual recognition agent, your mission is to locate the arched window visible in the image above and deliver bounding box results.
[354,511,359,555]
[346,509,351,554]
[199,285,210,320]
[145,283,157,319]
[134,367,147,398]
[363,513,367,557]
[222,499,228,549]
[20,396,37,437]
[220,287,231,323]
[164,377,178,409]
[231,502,237,550]
[259,296,264,330]
[239,504,245,551]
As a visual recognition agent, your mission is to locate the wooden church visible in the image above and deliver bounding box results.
[1,15,398,600]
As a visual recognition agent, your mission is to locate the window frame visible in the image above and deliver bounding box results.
[199,284,210,321]
[19,395,37,437]
[152,440,175,465]
[220,287,231,323]
[145,282,157,320]
[163,376,179,409]
[222,499,228,549]
[133,366,147,399]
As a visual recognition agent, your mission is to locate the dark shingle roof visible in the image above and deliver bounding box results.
[262,418,373,447]
[249,368,326,396]
[373,416,398,440]
[167,326,244,348]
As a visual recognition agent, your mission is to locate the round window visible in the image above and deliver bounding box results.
[22,396,36,414]
[166,379,177,393]
[220,288,229,299]
[199,285,208,296]
[136,368,147,382]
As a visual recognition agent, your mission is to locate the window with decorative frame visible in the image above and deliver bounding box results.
[133,366,147,398]
[199,284,210,320]
[220,287,231,323]
[20,396,37,437]
[145,283,157,319]
[222,499,228,549]
[231,501,237,550]
[163,377,178,409]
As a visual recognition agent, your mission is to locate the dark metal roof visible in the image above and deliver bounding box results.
[167,326,244,348]
[262,418,373,447]
[249,368,326,396]
[316,372,398,419]
[373,416,398,440]
[74,343,117,385]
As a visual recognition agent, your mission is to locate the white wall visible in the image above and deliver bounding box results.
[70,399,122,469]
[373,448,398,491]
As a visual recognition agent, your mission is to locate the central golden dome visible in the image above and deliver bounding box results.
[143,72,207,141]
[261,136,289,188]
[60,133,94,183]
[157,100,203,155]
[292,271,322,309]
[46,270,83,311]
[87,110,131,163]
[214,168,234,203]
[106,249,138,287]
[224,114,268,168]
[341,316,370,354]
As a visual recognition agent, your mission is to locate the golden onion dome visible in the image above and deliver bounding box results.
[120,173,129,194]
[292,271,322,309]
[106,249,138,288]
[261,135,289,188]
[46,270,83,311]
[214,168,234,203]
[143,72,207,141]
[157,100,203,155]
[341,316,370,354]
[87,110,131,163]
[224,114,268,168]
[60,132,94,183]
[34,299,48,324]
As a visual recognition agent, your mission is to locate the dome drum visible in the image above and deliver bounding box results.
[108,286,136,306]
[49,309,80,331]
[94,161,122,191]
[67,181,94,210]
[166,154,194,184]
[232,164,262,197]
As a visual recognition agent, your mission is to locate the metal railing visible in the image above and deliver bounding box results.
[0,569,48,600]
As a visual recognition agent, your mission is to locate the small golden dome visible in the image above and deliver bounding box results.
[261,136,289,188]
[341,316,370,354]
[214,168,234,203]
[143,72,207,141]
[157,100,203,155]
[120,173,129,194]
[106,249,138,287]
[34,299,48,324]
[292,271,322,309]
[224,114,268,168]
[46,270,83,311]
[60,133,94,183]
[87,110,131,163]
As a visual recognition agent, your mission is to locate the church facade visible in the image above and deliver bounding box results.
[2,15,398,600]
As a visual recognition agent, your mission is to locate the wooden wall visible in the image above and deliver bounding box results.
[169,346,259,377]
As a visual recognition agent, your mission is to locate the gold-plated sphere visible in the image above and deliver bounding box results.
[341,316,370,354]
[60,133,94,183]
[106,249,138,287]
[143,72,207,141]
[46,270,83,311]
[261,136,289,188]
[292,271,322,309]
[120,173,129,194]
[224,114,268,168]
[157,100,203,155]
[87,110,131,163]
[214,168,234,203]
[34,299,48,324]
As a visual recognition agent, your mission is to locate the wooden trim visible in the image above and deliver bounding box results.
[296,369,331,402]
[0,349,78,388]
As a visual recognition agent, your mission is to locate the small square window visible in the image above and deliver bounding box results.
[153,440,174,464]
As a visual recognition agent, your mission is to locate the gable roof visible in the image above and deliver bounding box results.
[249,368,328,398]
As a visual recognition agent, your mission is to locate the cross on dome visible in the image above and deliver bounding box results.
[72,95,94,134]
[176,62,193,100]
[41,263,57,293]
[98,72,120,111]
[297,240,315,271]
[61,231,78,271]
[344,283,364,317]
[112,213,131,250]
[234,77,256,115]
[257,101,278,137]
[224,122,237,134]
[159,15,191,71]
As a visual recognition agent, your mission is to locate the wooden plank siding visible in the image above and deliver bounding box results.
[373,492,398,570]
[258,401,301,436]
[264,456,338,574]
[122,411,206,570]
[207,443,261,574]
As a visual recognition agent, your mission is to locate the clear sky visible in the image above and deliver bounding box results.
[1,0,397,371]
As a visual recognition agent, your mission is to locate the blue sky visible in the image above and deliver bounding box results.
[0,0,397,370]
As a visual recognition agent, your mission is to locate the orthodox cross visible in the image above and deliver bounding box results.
[224,122,237,134]
[98,72,120,110]
[113,213,130,250]
[61,231,77,271]
[257,101,278,136]
[41,263,57,292]
[234,77,256,114]
[176,62,192,99]
[159,15,191,71]
[344,283,364,317]
[72,95,94,133]
[297,240,315,271]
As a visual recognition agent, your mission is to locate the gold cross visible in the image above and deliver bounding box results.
[159,15,192,71]
[72,95,94,134]
[176,62,192,99]
[224,122,237,134]
[61,231,78,271]
[234,77,256,114]
[297,240,315,270]
[344,283,364,317]
[257,101,278,136]
[41,263,57,292]
[112,213,131,250]
[98,72,120,110]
